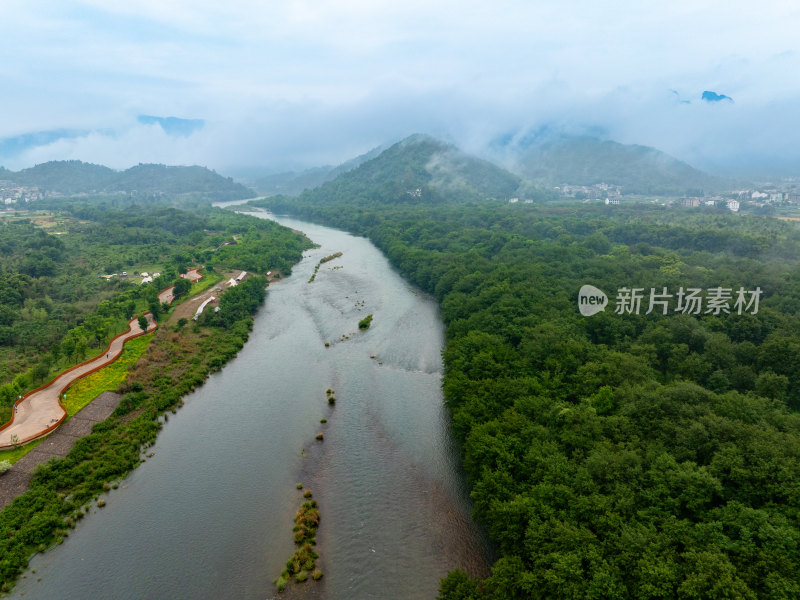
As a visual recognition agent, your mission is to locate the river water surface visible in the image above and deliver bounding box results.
[9,212,490,599]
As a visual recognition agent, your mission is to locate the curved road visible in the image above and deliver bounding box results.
[0,315,156,449]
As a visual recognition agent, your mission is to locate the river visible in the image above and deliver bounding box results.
[9,212,490,599]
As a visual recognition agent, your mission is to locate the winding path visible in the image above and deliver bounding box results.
[158,268,204,306]
[0,315,156,449]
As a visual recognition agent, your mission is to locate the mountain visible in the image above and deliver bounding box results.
[111,164,248,197]
[287,135,524,206]
[252,145,385,196]
[12,160,117,193]
[702,91,734,103]
[2,160,253,202]
[509,136,725,195]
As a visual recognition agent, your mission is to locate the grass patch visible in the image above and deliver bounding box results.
[63,334,153,417]
[0,335,152,465]
[0,438,44,465]
[189,271,223,297]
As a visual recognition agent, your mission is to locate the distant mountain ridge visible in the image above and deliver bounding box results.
[506,136,725,195]
[252,145,385,196]
[285,134,525,205]
[1,160,253,201]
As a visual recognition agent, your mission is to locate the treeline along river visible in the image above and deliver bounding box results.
[8,211,490,599]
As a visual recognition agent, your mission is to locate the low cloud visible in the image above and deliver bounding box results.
[2,2,800,177]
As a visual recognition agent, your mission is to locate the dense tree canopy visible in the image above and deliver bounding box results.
[255,195,800,598]
[0,204,311,421]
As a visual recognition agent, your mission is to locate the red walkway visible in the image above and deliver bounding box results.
[0,315,156,449]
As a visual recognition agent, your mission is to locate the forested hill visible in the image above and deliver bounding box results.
[266,134,533,206]
[252,144,385,196]
[510,136,725,195]
[2,160,254,202]
[252,192,800,598]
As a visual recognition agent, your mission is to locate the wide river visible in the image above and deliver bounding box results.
[10,212,490,599]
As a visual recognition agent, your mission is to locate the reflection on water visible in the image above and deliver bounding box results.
[10,212,490,600]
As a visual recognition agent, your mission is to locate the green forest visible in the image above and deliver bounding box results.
[512,136,724,196]
[1,160,253,202]
[0,204,310,423]
[254,194,800,598]
[0,203,313,591]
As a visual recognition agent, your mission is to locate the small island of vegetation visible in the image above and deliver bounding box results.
[358,314,373,329]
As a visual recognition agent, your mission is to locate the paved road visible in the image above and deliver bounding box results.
[0,315,156,449]
[0,392,122,508]
[158,269,203,306]
[158,285,175,305]
[182,267,202,282]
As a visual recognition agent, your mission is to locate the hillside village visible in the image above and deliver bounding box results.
[539,180,800,214]
[0,182,44,206]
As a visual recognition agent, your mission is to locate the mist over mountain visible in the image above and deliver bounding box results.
[497,135,726,195]
[136,116,205,137]
[250,144,386,197]
[278,135,528,206]
[265,132,732,204]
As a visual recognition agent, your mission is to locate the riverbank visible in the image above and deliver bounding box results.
[5,213,490,600]
[0,315,156,450]
[0,392,122,509]
[0,269,307,595]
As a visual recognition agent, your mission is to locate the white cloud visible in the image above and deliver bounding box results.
[1,1,800,172]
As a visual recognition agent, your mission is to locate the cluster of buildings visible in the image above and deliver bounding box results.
[679,197,739,212]
[557,183,623,201]
[732,188,800,206]
[0,182,43,207]
[99,271,161,283]
[678,187,800,213]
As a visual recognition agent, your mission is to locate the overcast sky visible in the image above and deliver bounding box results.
[1,0,799,173]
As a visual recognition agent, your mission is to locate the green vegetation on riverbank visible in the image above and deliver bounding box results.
[0,203,310,423]
[62,334,152,417]
[0,334,154,467]
[254,193,800,598]
[0,207,313,595]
